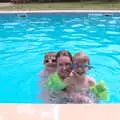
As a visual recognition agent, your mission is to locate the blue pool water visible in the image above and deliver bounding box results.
[0,12,120,103]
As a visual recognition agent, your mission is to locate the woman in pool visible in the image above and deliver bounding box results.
[46,50,73,103]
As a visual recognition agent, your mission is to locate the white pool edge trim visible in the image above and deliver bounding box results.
[0,10,120,13]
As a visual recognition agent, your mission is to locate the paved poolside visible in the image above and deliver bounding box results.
[0,104,119,120]
[0,2,13,7]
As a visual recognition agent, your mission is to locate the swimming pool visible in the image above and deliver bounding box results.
[0,11,120,103]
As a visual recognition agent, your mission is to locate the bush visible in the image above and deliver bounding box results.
[0,0,10,2]
[10,0,30,3]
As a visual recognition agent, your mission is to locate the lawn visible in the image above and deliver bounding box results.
[0,1,120,10]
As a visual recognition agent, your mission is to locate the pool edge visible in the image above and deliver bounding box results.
[0,10,120,13]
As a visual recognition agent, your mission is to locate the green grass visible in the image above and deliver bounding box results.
[0,1,120,10]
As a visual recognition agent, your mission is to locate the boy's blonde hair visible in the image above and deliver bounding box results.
[73,52,90,64]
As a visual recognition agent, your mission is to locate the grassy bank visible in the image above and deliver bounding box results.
[0,1,120,10]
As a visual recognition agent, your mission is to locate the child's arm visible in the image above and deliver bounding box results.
[64,77,73,87]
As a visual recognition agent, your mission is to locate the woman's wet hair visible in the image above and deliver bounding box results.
[56,50,73,62]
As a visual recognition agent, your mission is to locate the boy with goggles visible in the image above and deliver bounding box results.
[65,52,96,103]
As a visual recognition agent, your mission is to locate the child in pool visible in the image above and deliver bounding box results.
[65,52,96,103]
[40,52,57,84]
[40,52,57,103]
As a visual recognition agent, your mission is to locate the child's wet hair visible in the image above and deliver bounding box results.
[73,52,90,65]
[56,50,73,62]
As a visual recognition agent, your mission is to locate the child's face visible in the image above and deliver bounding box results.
[44,53,56,67]
[72,59,89,75]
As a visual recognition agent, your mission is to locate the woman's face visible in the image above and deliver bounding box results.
[57,56,72,79]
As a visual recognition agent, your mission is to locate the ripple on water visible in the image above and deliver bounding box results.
[71,24,83,28]
[89,44,120,53]
[108,20,117,24]
[2,22,19,26]
[63,29,76,32]
[96,24,105,27]
[106,31,120,35]
[39,28,55,32]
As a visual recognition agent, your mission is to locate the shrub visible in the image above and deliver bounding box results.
[10,0,30,3]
